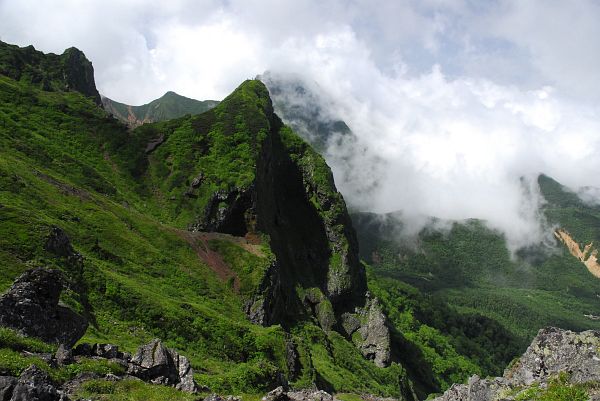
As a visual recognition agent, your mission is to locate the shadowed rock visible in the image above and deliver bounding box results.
[0,268,87,347]
[8,365,66,401]
[128,339,198,393]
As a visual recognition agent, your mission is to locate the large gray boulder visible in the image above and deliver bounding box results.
[128,339,198,393]
[0,268,87,347]
[7,365,67,401]
[505,326,600,385]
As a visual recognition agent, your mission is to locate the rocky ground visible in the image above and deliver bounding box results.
[2,265,600,400]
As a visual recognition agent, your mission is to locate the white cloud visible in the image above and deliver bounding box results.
[1,0,600,250]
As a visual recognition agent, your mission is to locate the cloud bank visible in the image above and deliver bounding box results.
[2,0,600,249]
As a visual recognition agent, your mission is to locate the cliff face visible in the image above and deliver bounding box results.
[142,80,371,331]
[0,41,101,104]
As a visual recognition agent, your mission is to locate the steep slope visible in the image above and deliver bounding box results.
[0,41,415,399]
[102,91,219,128]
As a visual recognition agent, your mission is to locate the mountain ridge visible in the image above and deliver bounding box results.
[102,91,219,128]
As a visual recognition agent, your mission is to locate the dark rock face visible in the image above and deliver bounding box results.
[190,187,255,236]
[60,47,101,105]
[251,111,367,328]
[44,227,84,273]
[0,268,88,347]
[128,339,198,393]
[8,365,65,401]
[284,338,300,381]
[432,327,600,401]
[0,376,17,401]
[0,40,101,105]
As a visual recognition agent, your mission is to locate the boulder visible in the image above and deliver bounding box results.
[55,344,74,366]
[506,326,600,385]
[128,339,198,393]
[9,365,67,401]
[0,268,88,347]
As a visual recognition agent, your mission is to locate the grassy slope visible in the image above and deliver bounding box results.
[0,71,414,399]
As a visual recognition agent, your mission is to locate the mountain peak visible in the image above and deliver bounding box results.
[0,40,101,104]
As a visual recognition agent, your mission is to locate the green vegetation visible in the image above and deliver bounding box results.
[351,174,600,393]
[511,373,592,401]
[77,379,201,401]
[0,43,414,399]
[0,327,56,353]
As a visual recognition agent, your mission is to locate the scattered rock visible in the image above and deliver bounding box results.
[262,386,288,401]
[0,267,88,347]
[263,387,334,401]
[72,343,129,361]
[204,394,241,401]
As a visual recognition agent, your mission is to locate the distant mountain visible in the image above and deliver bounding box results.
[259,71,352,153]
[352,173,600,379]
[102,91,219,127]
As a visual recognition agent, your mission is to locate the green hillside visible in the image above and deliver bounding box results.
[102,91,219,128]
[0,41,426,400]
[5,40,597,401]
[352,178,600,376]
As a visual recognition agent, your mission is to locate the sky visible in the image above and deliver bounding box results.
[2,0,600,250]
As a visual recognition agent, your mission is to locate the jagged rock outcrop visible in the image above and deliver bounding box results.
[506,326,600,385]
[432,327,600,401]
[127,339,198,393]
[262,386,333,401]
[190,187,255,236]
[0,267,88,347]
[0,40,101,105]
[1,365,67,401]
[346,297,391,368]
